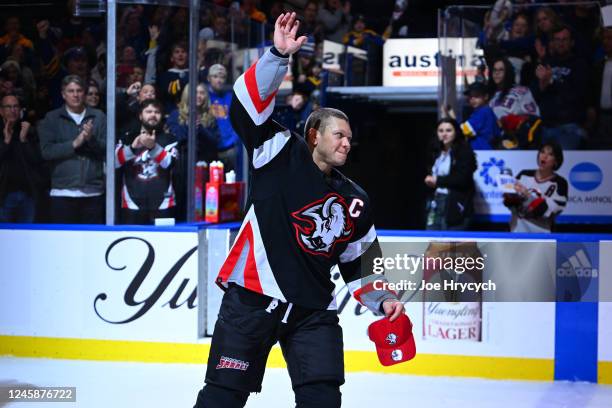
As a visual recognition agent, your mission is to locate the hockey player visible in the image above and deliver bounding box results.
[194,12,404,408]
[504,141,568,233]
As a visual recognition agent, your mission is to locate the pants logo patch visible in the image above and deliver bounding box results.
[216,356,250,371]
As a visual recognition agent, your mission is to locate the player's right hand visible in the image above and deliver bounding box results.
[273,12,307,56]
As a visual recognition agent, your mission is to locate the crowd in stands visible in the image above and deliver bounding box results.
[0,0,610,226]
[0,0,411,225]
[458,0,612,152]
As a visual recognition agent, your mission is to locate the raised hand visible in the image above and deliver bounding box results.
[140,129,156,150]
[81,119,94,141]
[127,81,142,97]
[19,121,31,143]
[3,120,14,144]
[273,12,307,56]
[36,20,50,39]
[131,134,144,150]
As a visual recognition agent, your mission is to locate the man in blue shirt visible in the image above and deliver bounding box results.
[207,64,241,175]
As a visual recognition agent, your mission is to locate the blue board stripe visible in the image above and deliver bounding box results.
[554,302,598,382]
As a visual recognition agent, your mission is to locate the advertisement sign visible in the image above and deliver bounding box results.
[382,38,483,87]
[474,151,612,222]
[322,40,367,72]
[0,229,199,342]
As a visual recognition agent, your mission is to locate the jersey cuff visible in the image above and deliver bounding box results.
[270,46,290,59]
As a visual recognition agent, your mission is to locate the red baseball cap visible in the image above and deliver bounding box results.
[368,314,416,366]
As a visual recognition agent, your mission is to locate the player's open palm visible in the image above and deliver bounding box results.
[274,12,307,56]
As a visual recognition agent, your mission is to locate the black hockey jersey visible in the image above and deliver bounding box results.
[115,129,178,210]
[216,48,394,313]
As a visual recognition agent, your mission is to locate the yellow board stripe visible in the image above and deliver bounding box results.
[0,335,553,381]
[599,361,612,384]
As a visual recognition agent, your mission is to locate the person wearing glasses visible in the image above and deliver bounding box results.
[0,94,43,223]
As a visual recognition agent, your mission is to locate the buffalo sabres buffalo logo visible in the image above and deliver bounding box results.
[385,333,398,345]
[291,194,354,257]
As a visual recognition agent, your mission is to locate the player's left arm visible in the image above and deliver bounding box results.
[337,195,404,321]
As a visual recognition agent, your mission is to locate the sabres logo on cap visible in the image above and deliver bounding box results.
[385,333,397,345]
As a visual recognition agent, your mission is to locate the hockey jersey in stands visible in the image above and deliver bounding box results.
[216,47,396,313]
[510,169,568,233]
[115,130,178,210]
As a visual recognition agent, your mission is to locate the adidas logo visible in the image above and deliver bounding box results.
[556,249,598,278]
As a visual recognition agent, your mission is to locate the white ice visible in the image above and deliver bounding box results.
[1,357,612,408]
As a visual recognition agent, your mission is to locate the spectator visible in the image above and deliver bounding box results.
[424,118,477,231]
[342,15,385,48]
[534,7,560,50]
[460,82,501,149]
[383,0,415,39]
[115,99,178,224]
[167,83,219,164]
[483,0,513,43]
[298,1,324,42]
[85,80,102,110]
[241,0,267,24]
[117,82,156,131]
[127,65,145,88]
[587,27,612,149]
[157,42,189,112]
[38,75,106,224]
[90,48,106,92]
[504,141,567,233]
[0,16,34,56]
[496,13,535,81]
[489,57,540,119]
[318,0,353,43]
[207,64,239,172]
[63,46,91,81]
[4,43,37,112]
[0,94,43,223]
[530,25,588,150]
[0,59,35,115]
[488,57,541,148]
[291,38,317,91]
[43,46,92,108]
[117,45,138,87]
[274,90,313,134]
[199,15,230,42]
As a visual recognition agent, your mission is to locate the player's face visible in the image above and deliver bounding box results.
[437,122,455,146]
[315,117,352,168]
[492,61,505,87]
[538,146,556,172]
[140,105,162,128]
